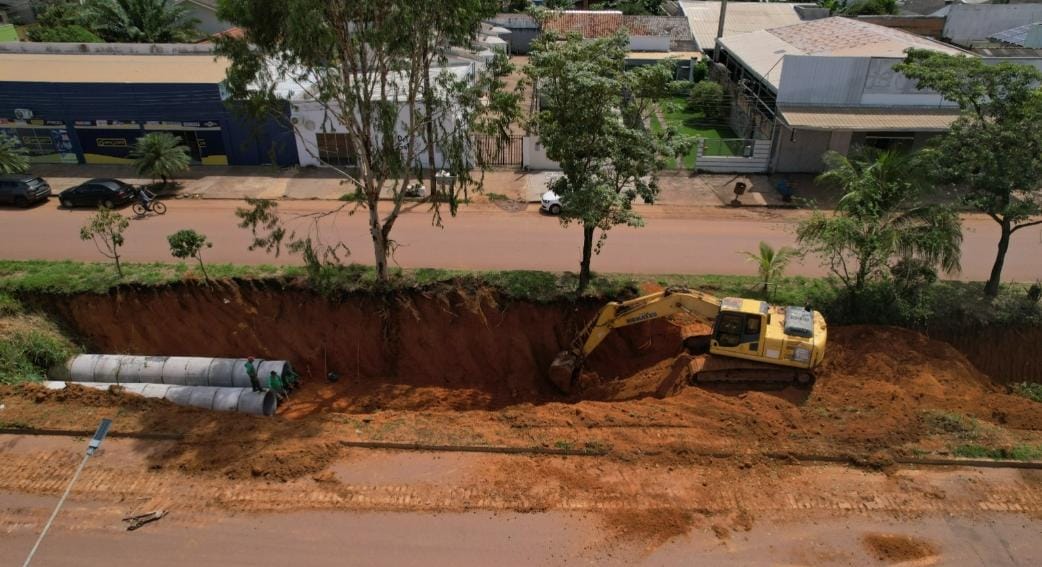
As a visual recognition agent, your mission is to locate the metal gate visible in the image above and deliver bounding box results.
[473,134,523,167]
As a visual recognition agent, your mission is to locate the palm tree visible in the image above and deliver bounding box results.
[743,241,799,299]
[798,148,963,299]
[0,135,30,175]
[87,0,199,43]
[130,132,191,187]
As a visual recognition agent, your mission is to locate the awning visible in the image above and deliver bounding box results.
[778,106,962,132]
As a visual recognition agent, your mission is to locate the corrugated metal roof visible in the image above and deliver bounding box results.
[720,17,967,90]
[0,53,230,84]
[679,1,805,51]
[989,21,1042,47]
[779,106,961,131]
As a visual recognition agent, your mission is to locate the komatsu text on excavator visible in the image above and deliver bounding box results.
[550,288,827,392]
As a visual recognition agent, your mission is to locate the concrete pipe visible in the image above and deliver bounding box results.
[55,355,296,389]
[42,381,277,417]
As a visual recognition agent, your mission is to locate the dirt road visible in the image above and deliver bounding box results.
[1,199,1039,281]
[2,436,1041,566]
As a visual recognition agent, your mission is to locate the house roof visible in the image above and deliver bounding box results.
[0,53,229,84]
[779,105,961,131]
[989,21,1042,47]
[541,11,693,43]
[679,1,806,51]
[721,17,967,89]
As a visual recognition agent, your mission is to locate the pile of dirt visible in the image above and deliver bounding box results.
[600,508,696,548]
[862,533,938,563]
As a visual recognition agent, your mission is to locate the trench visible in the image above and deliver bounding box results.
[28,281,1042,421]
[32,281,687,416]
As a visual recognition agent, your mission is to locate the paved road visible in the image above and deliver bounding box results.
[1,199,1039,281]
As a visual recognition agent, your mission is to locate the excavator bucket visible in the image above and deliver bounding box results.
[549,351,580,394]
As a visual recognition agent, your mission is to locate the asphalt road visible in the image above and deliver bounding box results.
[1,199,1039,281]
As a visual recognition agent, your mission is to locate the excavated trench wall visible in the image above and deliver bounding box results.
[34,281,683,410]
[30,281,1039,412]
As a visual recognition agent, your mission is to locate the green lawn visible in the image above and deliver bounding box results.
[652,96,740,168]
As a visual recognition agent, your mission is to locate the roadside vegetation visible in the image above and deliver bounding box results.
[0,293,77,385]
[0,260,1037,331]
[26,0,200,43]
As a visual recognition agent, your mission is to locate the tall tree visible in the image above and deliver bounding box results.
[0,135,29,175]
[216,0,518,282]
[797,149,962,312]
[87,0,199,43]
[526,33,691,292]
[897,50,1042,297]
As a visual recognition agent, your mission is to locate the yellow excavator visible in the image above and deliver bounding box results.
[550,288,828,392]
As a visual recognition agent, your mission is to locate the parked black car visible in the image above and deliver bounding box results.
[59,178,135,209]
[0,175,52,207]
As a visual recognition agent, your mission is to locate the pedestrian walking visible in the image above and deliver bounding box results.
[268,370,288,401]
[245,356,262,392]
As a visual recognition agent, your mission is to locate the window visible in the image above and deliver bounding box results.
[315,133,356,166]
[863,132,915,152]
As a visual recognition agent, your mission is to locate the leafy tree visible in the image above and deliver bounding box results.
[688,81,726,120]
[797,149,962,311]
[28,24,104,42]
[843,0,897,16]
[87,0,199,43]
[217,0,518,283]
[167,229,212,281]
[130,132,191,187]
[234,198,348,281]
[742,241,799,299]
[527,33,692,292]
[0,135,30,175]
[80,207,130,278]
[35,1,96,28]
[593,0,665,15]
[896,50,1042,297]
[544,0,573,9]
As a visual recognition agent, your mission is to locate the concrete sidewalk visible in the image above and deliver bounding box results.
[27,164,809,208]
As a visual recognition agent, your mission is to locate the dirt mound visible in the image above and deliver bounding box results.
[862,533,938,563]
[600,508,696,548]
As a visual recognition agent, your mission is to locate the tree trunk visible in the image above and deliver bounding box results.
[578,224,595,293]
[112,239,123,278]
[985,219,1012,297]
[370,204,389,282]
[197,255,209,283]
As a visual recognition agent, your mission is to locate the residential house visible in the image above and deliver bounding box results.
[716,17,968,173]
[178,0,234,36]
[538,10,700,78]
[942,3,1042,48]
[678,1,824,55]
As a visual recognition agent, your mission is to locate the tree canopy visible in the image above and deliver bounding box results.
[216,0,519,282]
[896,50,1042,296]
[527,32,691,291]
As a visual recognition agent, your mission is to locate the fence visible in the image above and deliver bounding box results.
[473,134,524,167]
[695,139,771,173]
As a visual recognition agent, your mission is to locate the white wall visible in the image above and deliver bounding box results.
[629,36,670,52]
[523,136,560,170]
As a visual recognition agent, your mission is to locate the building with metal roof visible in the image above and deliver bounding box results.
[0,51,297,166]
[715,17,968,172]
[678,1,816,53]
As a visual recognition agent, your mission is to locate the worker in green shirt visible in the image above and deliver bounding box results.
[268,370,288,401]
[245,356,262,392]
[283,367,300,392]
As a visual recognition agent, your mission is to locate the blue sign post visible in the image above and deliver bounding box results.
[22,418,113,567]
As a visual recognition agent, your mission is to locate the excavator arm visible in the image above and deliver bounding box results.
[550,289,722,392]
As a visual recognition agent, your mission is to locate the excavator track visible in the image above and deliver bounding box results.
[689,355,815,387]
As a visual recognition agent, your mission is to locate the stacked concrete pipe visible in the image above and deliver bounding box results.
[42,381,277,417]
[47,355,296,417]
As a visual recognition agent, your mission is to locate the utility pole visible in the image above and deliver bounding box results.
[22,418,112,567]
[713,0,728,63]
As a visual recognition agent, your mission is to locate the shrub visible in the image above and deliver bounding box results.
[1013,382,1042,404]
[27,24,104,42]
[687,81,725,119]
[0,330,74,385]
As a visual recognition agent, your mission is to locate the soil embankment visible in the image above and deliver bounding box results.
[34,281,683,414]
